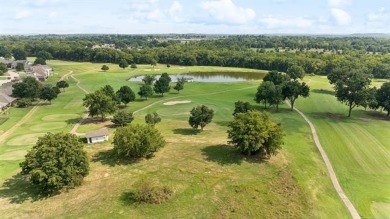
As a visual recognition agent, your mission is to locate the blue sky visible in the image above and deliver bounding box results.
[0,0,389,34]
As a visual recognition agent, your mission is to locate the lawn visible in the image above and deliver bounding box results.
[0,60,356,218]
[296,75,390,218]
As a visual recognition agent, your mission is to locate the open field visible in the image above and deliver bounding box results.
[2,60,388,218]
[297,76,390,218]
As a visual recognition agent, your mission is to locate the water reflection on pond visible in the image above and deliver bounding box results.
[129,71,265,83]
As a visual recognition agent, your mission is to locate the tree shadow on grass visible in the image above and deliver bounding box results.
[92,149,140,167]
[201,145,242,166]
[0,174,45,204]
[66,117,82,125]
[119,191,137,206]
[172,128,200,135]
[311,89,335,95]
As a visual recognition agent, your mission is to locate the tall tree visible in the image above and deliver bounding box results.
[34,57,46,65]
[116,85,136,106]
[12,48,27,60]
[255,81,276,109]
[20,133,89,194]
[138,85,153,99]
[263,70,290,85]
[36,51,53,60]
[189,105,214,131]
[83,90,117,121]
[282,80,310,111]
[142,75,156,85]
[101,84,120,104]
[269,85,284,112]
[119,59,129,69]
[329,70,372,117]
[12,77,41,99]
[375,82,390,116]
[15,62,24,71]
[39,85,58,104]
[154,75,171,96]
[228,111,284,157]
[286,65,305,80]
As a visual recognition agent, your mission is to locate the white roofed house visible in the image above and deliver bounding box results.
[85,128,109,144]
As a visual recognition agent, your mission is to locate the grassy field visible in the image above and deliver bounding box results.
[0,60,367,218]
[297,76,390,218]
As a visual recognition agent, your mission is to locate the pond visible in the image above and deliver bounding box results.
[128,71,265,83]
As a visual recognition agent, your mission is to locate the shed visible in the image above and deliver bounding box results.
[85,128,109,144]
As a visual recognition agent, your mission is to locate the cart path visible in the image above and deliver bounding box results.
[290,102,360,219]
[69,74,89,135]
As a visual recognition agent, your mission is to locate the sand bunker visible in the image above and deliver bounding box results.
[163,100,191,106]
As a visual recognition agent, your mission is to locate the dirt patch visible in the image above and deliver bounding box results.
[163,100,191,106]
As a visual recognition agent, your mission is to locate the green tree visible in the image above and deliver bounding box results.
[36,51,53,60]
[269,85,284,112]
[154,74,171,96]
[56,80,69,91]
[20,133,89,194]
[12,77,41,99]
[233,101,251,116]
[16,98,32,108]
[145,112,161,126]
[282,80,310,111]
[52,86,61,95]
[39,85,58,104]
[116,85,136,106]
[150,59,157,68]
[83,90,117,121]
[255,81,276,109]
[263,70,289,85]
[131,63,137,69]
[375,82,390,116]
[138,84,153,99]
[286,65,305,80]
[34,57,47,65]
[119,59,129,69]
[15,62,24,71]
[173,81,184,93]
[142,75,156,85]
[12,48,27,60]
[101,84,120,104]
[330,70,372,117]
[227,111,284,157]
[112,111,134,126]
[189,105,214,131]
[101,65,109,71]
[0,63,7,75]
[113,124,165,159]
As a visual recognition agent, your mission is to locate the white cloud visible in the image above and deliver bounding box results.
[328,0,351,8]
[48,12,58,18]
[14,10,32,20]
[169,1,183,21]
[367,7,389,22]
[200,0,256,24]
[331,8,351,25]
[259,15,313,29]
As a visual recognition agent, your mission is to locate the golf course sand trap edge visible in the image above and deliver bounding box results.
[163,100,191,106]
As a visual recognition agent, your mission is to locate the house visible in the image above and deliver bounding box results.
[0,82,16,111]
[85,128,109,144]
[28,65,52,81]
[11,60,31,70]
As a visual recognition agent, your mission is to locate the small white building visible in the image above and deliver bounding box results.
[85,128,109,144]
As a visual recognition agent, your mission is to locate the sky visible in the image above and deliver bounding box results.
[0,0,389,34]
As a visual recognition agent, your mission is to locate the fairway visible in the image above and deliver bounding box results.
[2,60,388,218]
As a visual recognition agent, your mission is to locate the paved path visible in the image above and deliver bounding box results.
[69,74,89,135]
[289,102,360,219]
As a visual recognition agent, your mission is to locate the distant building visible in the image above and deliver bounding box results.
[85,128,109,144]
[0,82,16,111]
[27,65,52,81]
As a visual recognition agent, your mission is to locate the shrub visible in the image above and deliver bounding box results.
[131,179,173,204]
[16,98,32,108]
[113,124,165,158]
